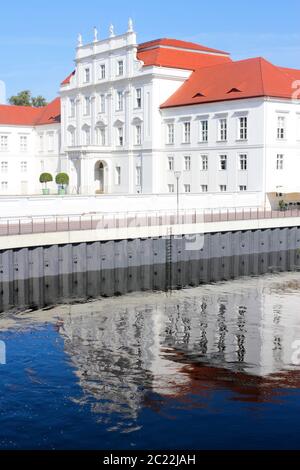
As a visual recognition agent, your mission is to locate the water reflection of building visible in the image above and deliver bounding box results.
[58,276,300,427]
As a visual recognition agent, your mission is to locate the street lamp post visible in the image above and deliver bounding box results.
[174,171,181,224]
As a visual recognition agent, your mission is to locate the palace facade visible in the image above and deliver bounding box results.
[0,20,300,209]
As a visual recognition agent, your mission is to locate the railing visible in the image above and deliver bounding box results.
[0,207,300,237]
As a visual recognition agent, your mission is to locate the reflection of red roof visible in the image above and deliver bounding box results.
[161,57,300,108]
[145,349,300,406]
[137,38,231,70]
[0,98,61,126]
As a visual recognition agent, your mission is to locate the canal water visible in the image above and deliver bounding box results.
[1,272,300,450]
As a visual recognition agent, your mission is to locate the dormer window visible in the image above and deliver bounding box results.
[227,88,241,93]
[193,92,205,98]
[118,60,124,76]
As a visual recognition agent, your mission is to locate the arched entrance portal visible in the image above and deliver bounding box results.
[94,161,107,194]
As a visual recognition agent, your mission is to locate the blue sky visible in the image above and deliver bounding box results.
[1,0,300,102]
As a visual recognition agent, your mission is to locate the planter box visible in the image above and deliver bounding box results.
[42,189,50,195]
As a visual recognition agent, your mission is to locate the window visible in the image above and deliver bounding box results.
[167,123,174,145]
[118,127,124,146]
[84,68,90,83]
[184,156,191,171]
[136,166,142,186]
[117,91,123,111]
[20,136,28,152]
[168,156,174,171]
[97,127,106,146]
[69,128,76,146]
[83,127,91,145]
[201,155,208,171]
[277,116,286,140]
[1,162,8,173]
[115,166,121,185]
[201,185,208,192]
[70,98,76,118]
[135,125,142,145]
[101,128,106,146]
[199,120,208,142]
[84,96,90,115]
[118,60,124,76]
[20,161,27,173]
[100,94,105,113]
[218,119,227,141]
[100,64,106,80]
[1,181,8,191]
[239,185,247,191]
[276,154,284,170]
[239,154,247,170]
[47,132,54,152]
[168,184,175,193]
[183,122,191,143]
[39,134,43,152]
[220,185,227,192]
[184,184,191,193]
[136,88,142,108]
[220,154,227,170]
[238,117,248,140]
[0,135,8,151]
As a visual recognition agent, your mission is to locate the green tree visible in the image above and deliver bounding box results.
[39,173,53,189]
[9,90,48,108]
[55,173,69,188]
[31,95,48,107]
[9,90,32,106]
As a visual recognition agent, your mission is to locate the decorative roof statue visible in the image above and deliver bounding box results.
[109,24,115,38]
[93,27,98,42]
[77,33,83,47]
[128,18,133,32]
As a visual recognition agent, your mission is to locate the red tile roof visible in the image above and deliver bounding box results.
[161,57,300,108]
[0,104,41,126]
[0,98,61,126]
[138,38,230,55]
[137,38,231,70]
[35,97,61,125]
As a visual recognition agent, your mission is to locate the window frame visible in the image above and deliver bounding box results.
[183,121,191,144]
[218,118,227,141]
[199,120,208,142]
[201,154,208,171]
[219,154,228,171]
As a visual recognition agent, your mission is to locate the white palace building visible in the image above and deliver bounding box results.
[1,19,300,210]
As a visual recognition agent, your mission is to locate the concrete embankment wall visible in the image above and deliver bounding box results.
[1,227,300,312]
